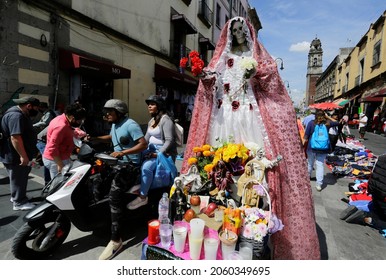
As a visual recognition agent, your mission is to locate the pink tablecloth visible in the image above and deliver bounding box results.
[143,222,223,260]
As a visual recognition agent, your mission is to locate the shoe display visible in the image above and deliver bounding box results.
[98,239,123,260]
[13,202,35,211]
[315,184,322,191]
[127,184,140,194]
[339,205,358,220]
[127,196,148,210]
[345,210,366,225]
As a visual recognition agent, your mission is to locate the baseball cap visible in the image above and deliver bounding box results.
[13,96,40,106]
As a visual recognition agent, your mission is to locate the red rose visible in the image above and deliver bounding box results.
[180,57,188,68]
[227,58,234,68]
[224,83,230,93]
[232,101,240,111]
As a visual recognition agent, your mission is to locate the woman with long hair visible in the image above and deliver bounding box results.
[304,110,339,191]
[127,95,177,210]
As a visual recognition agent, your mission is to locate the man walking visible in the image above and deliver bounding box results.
[0,96,40,210]
[358,113,368,140]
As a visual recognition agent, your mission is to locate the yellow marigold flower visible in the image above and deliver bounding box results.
[204,164,214,173]
[212,156,220,166]
[188,157,198,165]
[202,144,211,151]
[193,147,202,153]
[203,150,211,157]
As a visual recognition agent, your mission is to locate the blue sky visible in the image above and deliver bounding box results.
[249,0,385,106]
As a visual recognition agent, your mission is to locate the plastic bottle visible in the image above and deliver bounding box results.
[158,192,170,224]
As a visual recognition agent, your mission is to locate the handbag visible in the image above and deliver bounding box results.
[151,153,177,189]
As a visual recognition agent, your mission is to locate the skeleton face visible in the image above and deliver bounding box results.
[231,21,245,45]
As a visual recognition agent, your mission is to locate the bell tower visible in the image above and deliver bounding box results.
[305,37,323,106]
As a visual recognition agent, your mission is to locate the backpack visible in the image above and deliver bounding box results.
[310,124,330,151]
[174,122,184,147]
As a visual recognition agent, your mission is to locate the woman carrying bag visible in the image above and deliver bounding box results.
[127,95,177,210]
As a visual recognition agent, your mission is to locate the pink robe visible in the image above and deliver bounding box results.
[181,17,320,260]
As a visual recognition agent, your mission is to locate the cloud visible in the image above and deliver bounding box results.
[289,41,310,52]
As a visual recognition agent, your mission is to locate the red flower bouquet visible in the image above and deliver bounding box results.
[180,50,205,76]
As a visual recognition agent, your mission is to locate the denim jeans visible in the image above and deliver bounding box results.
[307,150,327,186]
[36,140,51,184]
[42,157,71,179]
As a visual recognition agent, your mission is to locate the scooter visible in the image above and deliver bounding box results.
[11,143,170,259]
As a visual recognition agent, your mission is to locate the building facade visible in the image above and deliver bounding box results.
[315,11,386,128]
[0,0,258,135]
[315,48,352,103]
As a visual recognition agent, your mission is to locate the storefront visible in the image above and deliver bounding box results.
[59,49,131,135]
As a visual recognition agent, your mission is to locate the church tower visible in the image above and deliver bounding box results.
[305,37,323,106]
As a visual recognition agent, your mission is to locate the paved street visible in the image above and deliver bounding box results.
[1,129,385,260]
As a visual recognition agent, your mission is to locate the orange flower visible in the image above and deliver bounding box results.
[193,146,202,153]
[188,157,198,165]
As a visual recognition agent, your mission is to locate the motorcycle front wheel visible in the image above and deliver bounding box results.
[11,214,71,259]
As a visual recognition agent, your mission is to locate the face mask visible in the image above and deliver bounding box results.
[28,108,39,117]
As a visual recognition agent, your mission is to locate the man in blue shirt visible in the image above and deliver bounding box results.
[90,99,147,260]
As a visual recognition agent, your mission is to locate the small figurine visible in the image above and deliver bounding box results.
[170,186,187,223]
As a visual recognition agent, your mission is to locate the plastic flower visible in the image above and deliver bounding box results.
[180,57,188,68]
[188,144,215,181]
[179,50,205,77]
[241,207,283,241]
[239,57,258,79]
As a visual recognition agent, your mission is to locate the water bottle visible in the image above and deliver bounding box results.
[158,192,170,224]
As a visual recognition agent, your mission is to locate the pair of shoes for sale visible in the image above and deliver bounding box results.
[339,205,366,225]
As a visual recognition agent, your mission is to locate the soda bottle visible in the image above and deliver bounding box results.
[158,192,170,224]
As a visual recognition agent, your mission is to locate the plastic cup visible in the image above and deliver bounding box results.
[219,230,238,259]
[189,218,205,239]
[225,250,244,260]
[188,232,203,260]
[173,224,187,253]
[238,242,253,260]
[159,223,172,249]
[204,236,219,260]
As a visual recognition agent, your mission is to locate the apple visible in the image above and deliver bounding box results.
[184,209,196,222]
[190,194,201,206]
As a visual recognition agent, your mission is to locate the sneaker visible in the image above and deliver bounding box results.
[98,239,123,260]
[127,184,140,194]
[315,184,322,192]
[127,196,148,210]
[10,197,14,203]
[13,202,35,211]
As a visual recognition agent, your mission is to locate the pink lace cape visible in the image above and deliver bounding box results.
[181,18,320,260]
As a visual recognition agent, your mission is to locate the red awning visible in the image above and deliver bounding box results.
[59,49,131,79]
[154,64,197,85]
[359,88,386,102]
